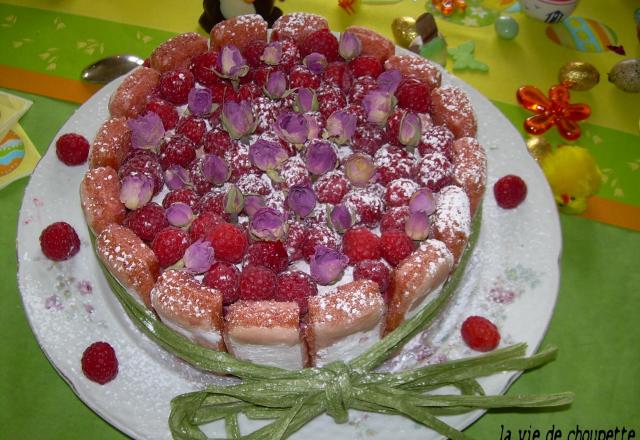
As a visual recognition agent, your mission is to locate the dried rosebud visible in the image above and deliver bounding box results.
[303,52,328,75]
[183,239,214,273]
[339,31,362,61]
[293,88,318,113]
[243,195,266,217]
[249,139,288,171]
[409,188,437,215]
[166,202,194,227]
[215,45,249,79]
[250,207,287,241]
[261,42,282,66]
[326,110,357,144]
[305,140,337,176]
[377,69,402,94]
[304,113,323,140]
[202,154,230,185]
[329,203,354,233]
[127,111,165,149]
[222,100,256,139]
[286,185,317,218]
[187,87,212,116]
[275,111,309,145]
[310,245,349,285]
[405,211,430,241]
[398,112,422,147]
[119,174,154,210]
[265,70,287,99]
[363,90,396,126]
[224,184,244,215]
[344,153,376,187]
[164,165,190,190]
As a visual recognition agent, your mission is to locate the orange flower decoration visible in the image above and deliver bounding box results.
[517,84,591,141]
[432,0,468,15]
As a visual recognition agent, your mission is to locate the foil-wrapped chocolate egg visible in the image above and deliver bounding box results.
[391,17,419,48]
[558,61,600,91]
[526,136,552,162]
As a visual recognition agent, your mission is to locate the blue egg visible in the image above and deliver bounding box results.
[494,15,519,40]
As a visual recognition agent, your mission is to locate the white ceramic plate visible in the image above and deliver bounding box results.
[17,54,561,439]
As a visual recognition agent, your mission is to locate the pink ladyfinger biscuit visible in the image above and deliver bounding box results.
[451,137,487,216]
[89,116,131,170]
[108,66,160,119]
[431,185,471,264]
[210,14,267,52]
[384,55,442,90]
[430,86,477,139]
[344,26,395,63]
[80,167,126,235]
[271,13,328,45]
[149,32,208,73]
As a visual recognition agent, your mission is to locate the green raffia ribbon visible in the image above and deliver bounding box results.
[93,209,574,439]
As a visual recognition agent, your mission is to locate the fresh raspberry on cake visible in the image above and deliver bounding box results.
[124,202,168,242]
[246,241,289,273]
[225,145,259,182]
[194,191,230,220]
[348,55,383,79]
[206,222,248,264]
[175,115,206,145]
[374,145,415,186]
[353,259,391,300]
[342,227,381,264]
[383,108,405,146]
[159,69,195,105]
[159,134,197,170]
[380,206,409,233]
[210,82,237,104]
[163,187,199,209]
[347,76,378,104]
[203,128,234,157]
[317,84,347,119]
[385,178,419,207]
[56,133,90,166]
[277,156,311,190]
[242,40,267,68]
[314,170,351,204]
[237,173,272,196]
[322,62,353,93]
[289,65,321,89]
[380,229,416,267]
[188,211,225,242]
[284,219,306,261]
[275,270,318,315]
[81,341,118,385]
[189,157,214,195]
[396,78,431,113]
[352,123,386,157]
[145,98,179,130]
[203,261,240,305]
[415,152,454,191]
[494,175,527,209]
[461,316,500,352]
[278,39,302,72]
[119,149,164,195]
[40,221,81,261]
[418,125,454,158]
[342,187,385,227]
[189,50,220,88]
[237,82,262,101]
[238,265,277,301]
[151,226,190,267]
[300,28,339,61]
[300,222,341,262]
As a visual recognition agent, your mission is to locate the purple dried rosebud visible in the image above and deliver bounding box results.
[405,211,430,241]
[261,42,282,66]
[286,185,317,218]
[344,153,376,187]
[294,88,318,113]
[243,195,266,217]
[222,100,256,139]
[310,245,349,285]
[265,70,287,99]
[250,207,287,241]
[127,111,165,149]
[202,154,230,185]
[329,203,354,234]
[377,69,402,94]
[164,165,190,190]
[249,139,288,171]
[215,45,249,79]
[303,52,328,75]
[275,111,309,145]
[398,112,422,147]
[363,90,396,126]
[223,184,244,215]
[166,202,194,227]
[339,31,362,61]
[183,239,215,274]
[409,188,437,215]
[305,140,337,176]
[187,87,213,116]
[326,110,357,144]
[119,174,154,210]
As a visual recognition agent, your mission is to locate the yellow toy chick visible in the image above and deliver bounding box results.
[540,145,602,214]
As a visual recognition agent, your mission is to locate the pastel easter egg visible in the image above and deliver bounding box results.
[0,131,25,176]
[546,17,618,53]
[608,59,640,93]
[520,0,579,23]
[494,15,519,39]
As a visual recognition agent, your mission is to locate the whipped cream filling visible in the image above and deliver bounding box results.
[160,315,221,348]
[225,336,306,370]
[315,322,383,367]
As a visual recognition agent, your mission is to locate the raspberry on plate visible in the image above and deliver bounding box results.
[175,116,206,145]
[159,69,195,105]
[81,341,118,385]
[348,55,383,79]
[189,50,221,88]
[238,265,277,301]
[342,227,381,264]
[300,28,339,62]
[396,78,431,114]
[494,174,527,209]
[380,229,416,267]
[159,134,197,170]
[151,226,190,267]
[188,212,225,242]
[146,98,179,130]
[40,221,81,261]
[56,133,89,166]
[461,316,501,352]
[203,262,240,305]
[124,202,168,242]
[353,259,391,301]
[275,270,318,315]
[206,223,248,264]
[246,241,289,273]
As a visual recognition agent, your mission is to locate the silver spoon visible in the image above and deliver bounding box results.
[81,54,145,84]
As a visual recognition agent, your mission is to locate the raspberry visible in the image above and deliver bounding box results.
[284,219,306,261]
[353,259,390,300]
[203,128,234,157]
[203,262,240,305]
[289,65,321,89]
[189,157,214,195]
[348,55,383,79]
[162,187,199,209]
[322,62,353,93]
[123,202,168,242]
[380,206,409,233]
[237,173,272,195]
[210,82,237,104]
[39,222,81,261]
[300,222,340,262]
[317,84,347,119]
[493,175,527,209]
[55,133,89,166]
[278,39,302,72]
[159,134,197,170]
[190,50,220,88]
[343,188,385,227]
[461,316,501,352]
[151,226,190,267]
[300,28,339,62]
[385,178,419,207]
[383,108,406,145]
[275,270,318,315]
[351,123,385,156]
[347,76,378,104]
[119,149,164,195]
[159,69,195,105]
[242,39,267,67]
[146,98,179,130]
[418,125,454,159]
[374,145,415,186]
[252,96,284,134]
[246,241,289,273]
[252,66,276,88]
[225,146,259,182]
[396,78,431,113]
[342,227,381,264]
[194,191,228,218]
[81,342,118,385]
[415,152,454,192]
[314,170,351,204]
[343,103,367,126]
[237,82,262,101]
[238,265,277,301]
[188,212,225,242]
[175,116,206,145]
[380,229,415,267]
[206,223,248,264]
